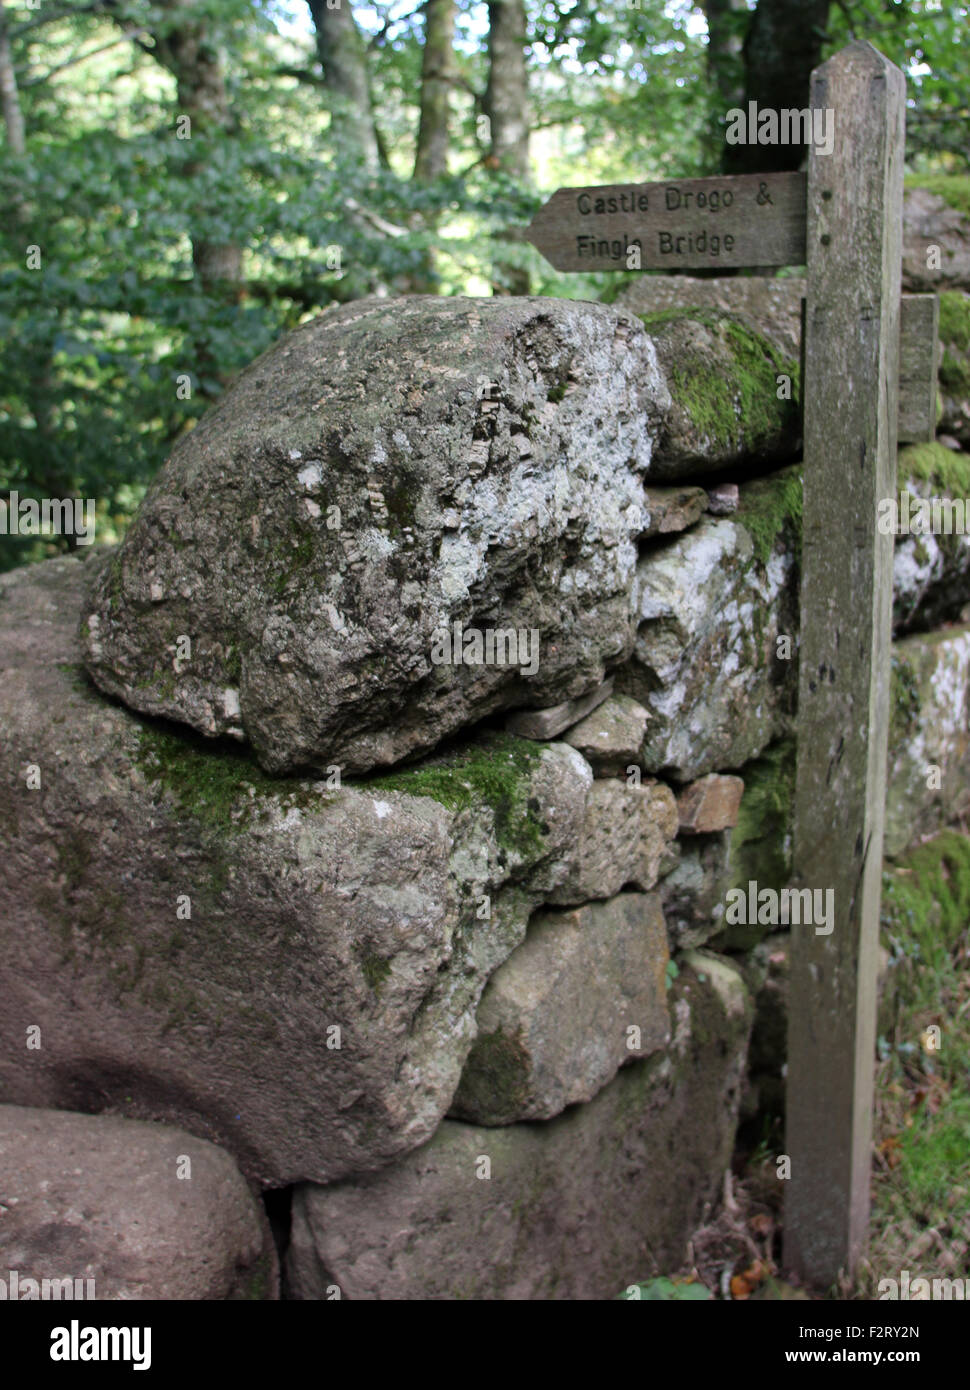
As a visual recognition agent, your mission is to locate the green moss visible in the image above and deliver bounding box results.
[358,949,392,994]
[938,291,970,398]
[365,731,548,860]
[736,464,803,568]
[638,309,800,454]
[905,174,970,219]
[135,723,324,833]
[881,829,970,970]
[454,1028,531,1119]
[889,651,922,749]
[898,440,970,498]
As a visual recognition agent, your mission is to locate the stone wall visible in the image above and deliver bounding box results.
[2,193,969,1298]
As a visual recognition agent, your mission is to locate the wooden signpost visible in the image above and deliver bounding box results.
[525,41,936,1287]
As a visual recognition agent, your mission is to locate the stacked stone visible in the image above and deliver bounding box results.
[1,197,969,1298]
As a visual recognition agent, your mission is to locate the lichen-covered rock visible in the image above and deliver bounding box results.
[562,693,649,776]
[902,179,970,292]
[635,309,801,478]
[285,953,752,1301]
[885,626,970,857]
[0,1105,275,1299]
[618,469,802,780]
[545,777,678,905]
[0,555,593,1186]
[81,295,668,776]
[893,443,970,633]
[450,892,670,1125]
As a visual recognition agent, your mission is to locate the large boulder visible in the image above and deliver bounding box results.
[81,295,668,776]
[286,953,752,1301]
[0,555,593,1186]
[0,1105,275,1299]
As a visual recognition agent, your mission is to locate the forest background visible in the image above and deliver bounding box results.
[0,0,967,571]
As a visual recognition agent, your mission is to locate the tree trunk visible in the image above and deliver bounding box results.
[484,0,531,294]
[0,0,25,155]
[308,0,380,175]
[724,0,831,175]
[151,0,243,294]
[414,0,454,184]
[702,0,746,114]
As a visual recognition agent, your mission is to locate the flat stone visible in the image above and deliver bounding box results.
[678,773,745,833]
[642,485,708,537]
[562,693,649,776]
[505,677,613,740]
[0,555,593,1187]
[546,776,679,905]
[450,891,670,1124]
[0,1105,275,1300]
[286,952,752,1301]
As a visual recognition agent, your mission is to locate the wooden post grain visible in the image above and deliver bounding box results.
[784,41,906,1286]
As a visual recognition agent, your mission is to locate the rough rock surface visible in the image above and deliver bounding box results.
[286,953,752,1301]
[660,832,734,950]
[885,625,970,857]
[0,555,593,1186]
[562,692,650,776]
[635,310,801,477]
[642,484,709,537]
[893,444,970,633]
[678,773,745,834]
[449,892,670,1124]
[618,504,798,781]
[902,183,970,293]
[546,777,678,905]
[81,295,668,776]
[0,1105,275,1299]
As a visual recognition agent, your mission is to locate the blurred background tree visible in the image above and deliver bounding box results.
[0,0,966,569]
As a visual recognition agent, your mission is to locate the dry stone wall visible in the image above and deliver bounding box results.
[2,200,969,1297]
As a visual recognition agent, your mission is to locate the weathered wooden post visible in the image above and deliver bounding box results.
[784,40,906,1286]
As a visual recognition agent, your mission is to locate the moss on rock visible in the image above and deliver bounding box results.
[736,464,803,569]
[905,174,970,219]
[365,731,548,859]
[938,291,970,399]
[638,308,800,469]
[135,722,325,834]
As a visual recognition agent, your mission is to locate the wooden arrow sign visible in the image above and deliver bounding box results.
[525,171,808,272]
